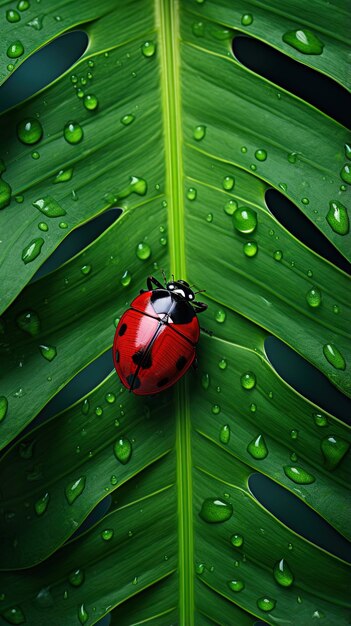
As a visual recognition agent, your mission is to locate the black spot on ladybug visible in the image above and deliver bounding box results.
[115,350,119,363]
[132,349,152,369]
[119,323,127,336]
[126,373,141,390]
[176,356,187,371]
[157,377,169,387]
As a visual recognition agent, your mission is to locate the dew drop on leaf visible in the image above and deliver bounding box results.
[240,371,256,390]
[195,563,205,575]
[218,358,227,370]
[39,345,57,362]
[18,0,30,10]
[78,603,88,625]
[38,222,48,231]
[106,392,116,404]
[34,492,50,516]
[83,94,98,111]
[1,606,26,624]
[344,143,351,160]
[141,41,156,57]
[273,558,294,586]
[321,435,350,470]
[313,412,328,427]
[219,424,230,444]
[230,533,244,547]
[17,118,42,144]
[306,287,322,308]
[193,125,206,141]
[227,579,245,592]
[211,404,220,414]
[101,528,114,541]
[0,396,8,423]
[233,206,257,234]
[192,21,205,37]
[121,114,135,125]
[243,241,258,257]
[59,221,68,229]
[247,434,268,459]
[63,121,84,144]
[187,187,197,201]
[326,200,349,235]
[255,149,267,161]
[31,150,40,160]
[16,310,40,336]
[215,309,226,323]
[33,196,67,217]
[53,167,74,184]
[199,497,233,523]
[223,176,234,190]
[121,270,132,287]
[136,242,151,260]
[22,238,44,264]
[7,41,24,58]
[6,9,20,22]
[206,212,213,223]
[273,249,283,261]
[282,29,324,55]
[0,164,12,209]
[81,399,89,415]
[257,596,276,612]
[95,406,103,416]
[80,265,92,276]
[65,476,86,504]
[323,343,346,370]
[68,568,85,587]
[201,372,210,389]
[340,164,351,185]
[283,465,315,484]
[114,437,132,464]
[224,199,237,215]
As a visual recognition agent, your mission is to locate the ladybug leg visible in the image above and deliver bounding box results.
[147,275,164,290]
[193,301,208,313]
[200,326,213,337]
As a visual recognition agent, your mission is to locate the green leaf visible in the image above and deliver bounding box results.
[0,1,350,625]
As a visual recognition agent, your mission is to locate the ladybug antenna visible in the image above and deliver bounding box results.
[161,268,168,286]
[194,289,206,295]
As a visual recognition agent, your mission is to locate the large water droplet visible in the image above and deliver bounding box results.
[199,498,233,523]
[227,579,245,592]
[83,94,98,111]
[215,309,226,323]
[284,465,315,484]
[282,29,324,54]
[1,606,26,624]
[323,343,346,370]
[231,533,244,547]
[17,118,42,145]
[273,249,283,261]
[247,434,268,459]
[53,167,73,184]
[101,528,114,541]
[114,437,132,464]
[326,200,349,235]
[257,596,276,612]
[273,558,294,586]
[241,13,253,25]
[7,41,24,58]
[243,241,258,257]
[22,238,44,264]
[219,424,230,444]
[39,345,57,361]
[306,287,322,308]
[240,371,256,390]
[34,492,49,516]
[63,121,83,144]
[193,125,206,141]
[106,392,116,404]
[78,603,88,625]
[6,9,21,22]
[255,149,267,161]
[68,568,84,587]
[321,435,349,470]
[136,242,151,260]
[187,187,197,201]
[141,41,156,57]
[18,0,30,10]
[0,396,8,423]
[33,196,66,217]
[233,206,257,234]
[340,164,351,184]
[65,476,86,504]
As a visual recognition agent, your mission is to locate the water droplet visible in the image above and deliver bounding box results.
[321,435,349,470]
[114,437,132,464]
[7,41,24,58]
[241,13,253,25]
[141,41,156,57]
[247,434,268,459]
[215,309,226,323]
[160,236,167,246]
[306,287,322,308]
[290,429,298,440]
[6,9,21,22]
[81,399,89,415]
[199,497,233,523]
[53,167,73,184]
[16,310,40,336]
[17,118,42,144]
[0,396,8,423]
[68,568,84,587]
[240,371,256,390]
[326,200,349,235]
[110,474,118,485]
[323,343,345,370]
[80,264,91,276]
[34,492,49,516]
[59,221,68,229]
[340,164,351,184]
[39,345,57,361]
[26,15,44,30]
[257,596,276,612]
[18,0,30,10]
[187,187,197,200]
[101,528,114,541]
[64,121,83,144]
[106,392,116,404]
[230,533,243,547]
[273,558,294,587]
[121,114,134,125]
[33,196,66,217]
[31,151,40,160]
[333,304,340,314]
[219,424,230,444]
[83,94,98,111]
[211,404,220,414]
[273,249,283,261]
[233,206,257,234]
[121,270,132,287]
[201,372,210,389]
[243,241,258,257]
[65,476,86,504]
[193,125,206,141]
[129,175,147,196]
[95,406,103,416]
[223,176,234,190]
[313,412,328,427]
[192,20,205,37]
[136,242,151,260]
[22,238,44,264]
[195,562,205,575]
[1,607,26,624]
[224,199,237,215]
[282,29,324,55]
[0,164,12,210]
[283,465,315,484]
[228,579,245,592]
[301,197,309,206]
[206,213,213,223]
[218,358,227,370]
[78,603,88,625]
[255,149,267,161]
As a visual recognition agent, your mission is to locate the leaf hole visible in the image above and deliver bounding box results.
[249,473,351,562]
[31,208,123,282]
[232,35,351,129]
[264,335,351,425]
[0,31,88,113]
[265,188,351,275]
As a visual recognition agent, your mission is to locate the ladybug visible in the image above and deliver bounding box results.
[113,273,208,395]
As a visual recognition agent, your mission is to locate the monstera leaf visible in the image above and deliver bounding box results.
[0,1,350,625]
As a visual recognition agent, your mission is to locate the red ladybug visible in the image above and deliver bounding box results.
[113,274,208,395]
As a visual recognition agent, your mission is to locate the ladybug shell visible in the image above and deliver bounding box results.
[113,289,200,395]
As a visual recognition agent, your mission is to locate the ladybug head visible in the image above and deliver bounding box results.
[167,279,195,302]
